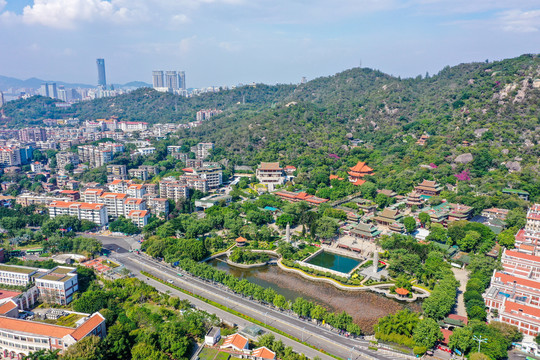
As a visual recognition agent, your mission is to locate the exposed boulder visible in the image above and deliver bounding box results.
[454,153,474,164]
[505,161,522,173]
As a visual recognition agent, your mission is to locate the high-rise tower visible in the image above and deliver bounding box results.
[179,71,186,90]
[152,71,164,88]
[165,71,179,90]
[96,58,107,88]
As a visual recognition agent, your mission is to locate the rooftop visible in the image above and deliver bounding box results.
[0,265,37,275]
[258,162,282,171]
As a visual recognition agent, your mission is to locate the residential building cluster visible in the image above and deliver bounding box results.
[196,109,223,121]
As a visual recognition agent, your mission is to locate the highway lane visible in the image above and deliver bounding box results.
[111,250,412,360]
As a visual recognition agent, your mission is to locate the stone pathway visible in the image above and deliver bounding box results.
[451,266,468,317]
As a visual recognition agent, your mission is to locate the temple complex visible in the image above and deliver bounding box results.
[347,161,374,186]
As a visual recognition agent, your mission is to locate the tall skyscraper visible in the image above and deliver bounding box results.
[40,84,49,97]
[152,71,164,88]
[165,71,179,90]
[96,58,107,88]
[57,86,67,102]
[179,71,186,90]
[0,91,4,108]
[47,83,58,99]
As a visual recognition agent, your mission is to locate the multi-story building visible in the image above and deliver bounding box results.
[0,265,38,287]
[82,189,104,203]
[127,210,150,228]
[484,249,540,336]
[106,165,127,182]
[118,121,148,132]
[128,168,149,181]
[144,183,158,196]
[124,198,146,214]
[56,152,80,170]
[159,179,189,202]
[35,267,78,305]
[127,184,145,198]
[152,70,164,88]
[0,310,106,356]
[256,162,285,191]
[99,193,127,218]
[181,174,209,193]
[515,204,540,255]
[18,128,47,142]
[347,161,374,186]
[190,143,214,160]
[108,179,131,194]
[0,147,22,167]
[48,201,108,226]
[16,194,70,207]
[186,165,222,189]
[77,146,113,167]
[145,197,169,219]
[137,147,155,156]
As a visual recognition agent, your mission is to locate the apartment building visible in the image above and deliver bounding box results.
[16,194,70,207]
[128,168,149,181]
[108,179,131,194]
[99,193,127,218]
[34,267,78,305]
[190,142,214,160]
[159,179,189,202]
[81,189,104,203]
[0,147,21,167]
[127,210,150,228]
[185,165,222,189]
[0,265,38,287]
[48,201,108,226]
[145,197,169,219]
[127,184,145,198]
[106,164,127,182]
[77,146,113,167]
[124,198,147,214]
[515,204,540,255]
[56,152,80,171]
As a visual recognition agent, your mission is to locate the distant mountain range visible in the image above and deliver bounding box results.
[0,75,151,91]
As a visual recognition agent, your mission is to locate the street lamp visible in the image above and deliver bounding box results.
[473,335,487,353]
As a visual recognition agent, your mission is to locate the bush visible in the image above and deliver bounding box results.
[413,346,427,356]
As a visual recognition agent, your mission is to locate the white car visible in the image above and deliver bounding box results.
[167,279,173,284]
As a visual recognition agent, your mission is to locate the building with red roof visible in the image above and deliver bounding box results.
[220,333,249,353]
[274,190,328,206]
[256,162,286,191]
[252,346,276,360]
[347,161,374,186]
[484,247,540,336]
[0,312,106,357]
[48,201,108,226]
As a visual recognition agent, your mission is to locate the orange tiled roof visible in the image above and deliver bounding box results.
[329,174,344,181]
[0,316,73,338]
[504,249,540,263]
[236,237,247,243]
[350,178,366,186]
[0,301,17,315]
[395,288,409,295]
[49,201,104,210]
[222,333,248,350]
[70,313,105,340]
[128,210,149,218]
[259,162,282,170]
[252,347,276,360]
[349,161,373,173]
[100,192,128,199]
[504,300,540,319]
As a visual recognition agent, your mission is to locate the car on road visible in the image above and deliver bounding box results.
[167,279,174,284]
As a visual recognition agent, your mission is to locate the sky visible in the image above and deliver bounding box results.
[0,0,539,88]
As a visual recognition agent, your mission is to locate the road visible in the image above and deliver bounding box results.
[101,238,412,360]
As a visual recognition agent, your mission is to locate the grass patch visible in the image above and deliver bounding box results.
[141,271,340,360]
[215,352,230,360]
[198,348,219,360]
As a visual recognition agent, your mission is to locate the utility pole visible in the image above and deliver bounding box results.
[473,335,487,353]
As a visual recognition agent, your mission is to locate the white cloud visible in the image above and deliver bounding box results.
[171,13,190,25]
[499,9,540,32]
[0,0,6,12]
[20,0,144,28]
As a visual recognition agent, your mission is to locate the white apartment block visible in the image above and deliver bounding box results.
[127,184,146,198]
[124,198,147,214]
[99,193,127,218]
[48,201,108,226]
[127,210,150,228]
[56,152,80,170]
[77,146,113,167]
[0,147,21,167]
[0,265,38,287]
[82,189,104,203]
[190,142,214,160]
[159,179,189,202]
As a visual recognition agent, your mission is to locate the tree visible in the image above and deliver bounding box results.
[63,335,104,360]
[413,318,443,349]
[427,223,447,243]
[448,327,473,355]
[403,217,417,233]
[497,227,516,248]
[276,213,295,229]
[506,208,526,229]
[458,230,481,252]
[102,324,133,360]
[315,217,338,240]
[418,212,431,227]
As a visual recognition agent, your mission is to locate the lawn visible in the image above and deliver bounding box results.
[198,348,231,360]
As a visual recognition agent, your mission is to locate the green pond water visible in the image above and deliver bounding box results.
[305,251,361,274]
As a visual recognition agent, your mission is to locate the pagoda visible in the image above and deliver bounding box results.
[406,191,423,208]
[348,161,374,186]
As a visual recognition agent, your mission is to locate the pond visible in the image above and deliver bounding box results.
[208,258,421,333]
[305,251,361,274]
